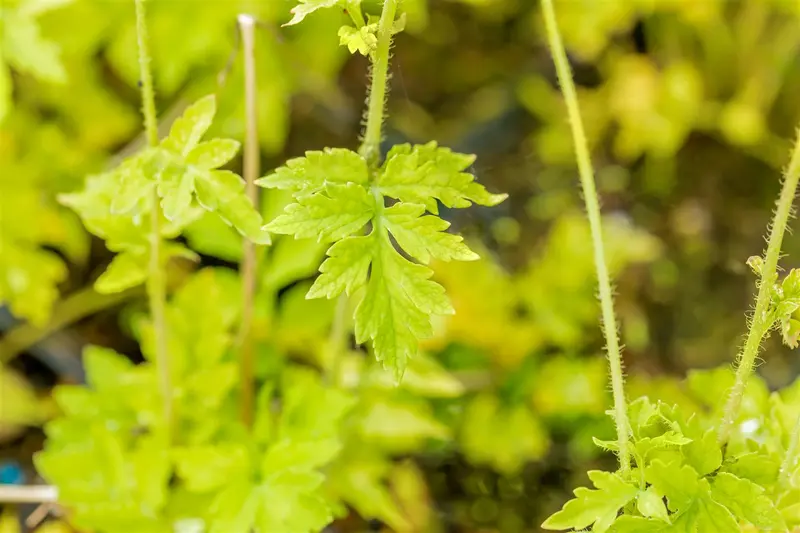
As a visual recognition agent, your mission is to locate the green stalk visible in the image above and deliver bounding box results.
[237,13,260,428]
[779,413,800,489]
[719,130,800,444]
[358,0,398,168]
[0,286,141,364]
[541,0,631,475]
[135,0,172,434]
[324,0,398,383]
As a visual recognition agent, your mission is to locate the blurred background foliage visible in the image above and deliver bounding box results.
[2,0,800,531]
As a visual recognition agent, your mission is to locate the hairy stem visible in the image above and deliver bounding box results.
[719,130,800,444]
[237,13,259,428]
[358,0,398,168]
[541,0,631,475]
[135,0,172,434]
[325,0,397,383]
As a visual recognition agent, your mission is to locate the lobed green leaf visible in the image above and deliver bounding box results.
[307,235,373,299]
[195,170,271,244]
[542,470,638,532]
[710,472,785,530]
[161,95,217,156]
[378,142,506,214]
[384,202,479,263]
[284,0,340,26]
[256,148,369,193]
[265,182,374,242]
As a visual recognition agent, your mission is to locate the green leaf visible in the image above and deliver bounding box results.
[358,399,450,449]
[262,439,342,474]
[61,171,152,253]
[110,152,156,216]
[208,481,260,533]
[378,142,506,214]
[265,182,374,242]
[83,345,135,393]
[18,0,73,17]
[608,516,671,532]
[185,139,240,170]
[1,242,67,325]
[195,170,270,244]
[637,486,670,523]
[782,317,800,348]
[634,431,692,458]
[710,472,786,530]
[542,470,638,532]
[262,236,327,292]
[256,148,368,193]
[4,10,66,83]
[461,394,548,474]
[184,212,243,262]
[645,460,699,513]
[691,486,740,533]
[257,473,335,532]
[260,143,502,381]
[367,352,465,398]
[156,162,195,222]
[174,444,249,493]
[0,368,47,428]
[384,202,479,263]
[328,455,410,531]
[161,95,217,156]
[338,24,377,55]
[727,452,780,487]
[284,0,340,26]
[130,435,171,512]
[681,426,722,477]
[278,367,355,441]
[355,236,452,379]
[307,235,373,299]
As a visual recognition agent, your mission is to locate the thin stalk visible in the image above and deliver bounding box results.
[719,130,800,444]
[135,0,172,434]
[237,13,259,428]
[358,0,398,168]
[326,295,349,386]
[779,414,800,489]
[0,485,57,504]
[0,286,140,364]
[541,0,631,475]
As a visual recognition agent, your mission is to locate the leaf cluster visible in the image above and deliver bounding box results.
[60,95,269,295]
[544,388,800,532]
[36,269,355,533]
[258,142,505,380]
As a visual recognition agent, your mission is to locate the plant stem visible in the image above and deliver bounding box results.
[237,13,259,428]
[326,0,397,384]
[719,130,800,444]
[326,295,349,386]
[135,0,172,434]
[541,0,631,475]
[358,0,398,168]
[135,0,158,149]
[779,413,800,489]
[0,286,141,365]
